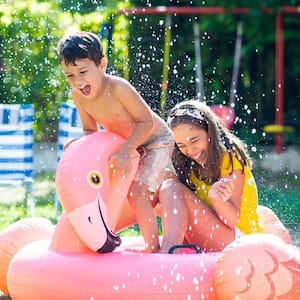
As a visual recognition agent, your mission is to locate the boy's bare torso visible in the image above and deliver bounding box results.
[73,75,162,140]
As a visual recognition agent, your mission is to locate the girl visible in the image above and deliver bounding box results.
[159,100,263,253]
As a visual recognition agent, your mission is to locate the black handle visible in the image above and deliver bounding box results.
[168,244,202,254]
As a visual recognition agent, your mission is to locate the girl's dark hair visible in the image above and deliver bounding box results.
[57,31,104,66]
[167,100,252,188]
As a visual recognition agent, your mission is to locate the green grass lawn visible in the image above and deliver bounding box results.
[0,172,141,235]
[254,164,300,246]
[0,173,57,231]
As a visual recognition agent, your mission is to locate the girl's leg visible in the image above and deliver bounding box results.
[183,187,235,252]
[159,178,235,253]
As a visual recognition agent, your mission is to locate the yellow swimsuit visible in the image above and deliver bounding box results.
[190,153,263,234]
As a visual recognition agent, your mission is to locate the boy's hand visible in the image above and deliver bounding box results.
[109,149,133,177]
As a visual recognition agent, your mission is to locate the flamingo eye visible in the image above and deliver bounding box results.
[87,170,103,188]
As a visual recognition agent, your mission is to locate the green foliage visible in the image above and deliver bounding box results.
[127,0,300,144]
[0,0,130,142]
[0,0,69,141]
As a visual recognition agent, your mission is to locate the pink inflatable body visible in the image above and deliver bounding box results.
[7,239,218,300]
[1,132,299,300]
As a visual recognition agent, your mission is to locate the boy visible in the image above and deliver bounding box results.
[57,31,174,252]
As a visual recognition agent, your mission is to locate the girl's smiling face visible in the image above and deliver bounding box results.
[172,123,209,165]
[61,58,106,99]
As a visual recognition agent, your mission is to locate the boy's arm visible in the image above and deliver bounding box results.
[111,78,155,152]
[72,91,99,135]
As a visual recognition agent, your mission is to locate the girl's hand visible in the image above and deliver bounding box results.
[208,178,234,202]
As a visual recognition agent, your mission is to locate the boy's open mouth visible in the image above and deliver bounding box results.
[81,85,91,96]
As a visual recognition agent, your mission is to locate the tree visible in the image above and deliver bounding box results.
[0,0,129,142]
[0,0,69,141]
[126,0,300,145]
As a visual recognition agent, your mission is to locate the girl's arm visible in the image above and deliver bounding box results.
[208,170,244,229]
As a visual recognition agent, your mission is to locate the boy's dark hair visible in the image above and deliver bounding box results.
[57,31,104,66]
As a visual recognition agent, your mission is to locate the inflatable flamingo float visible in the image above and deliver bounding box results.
[0,131,299,299]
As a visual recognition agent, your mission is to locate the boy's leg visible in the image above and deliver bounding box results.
[130,141,174,253]
[112,199,137,233]
[127,180,160,252]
